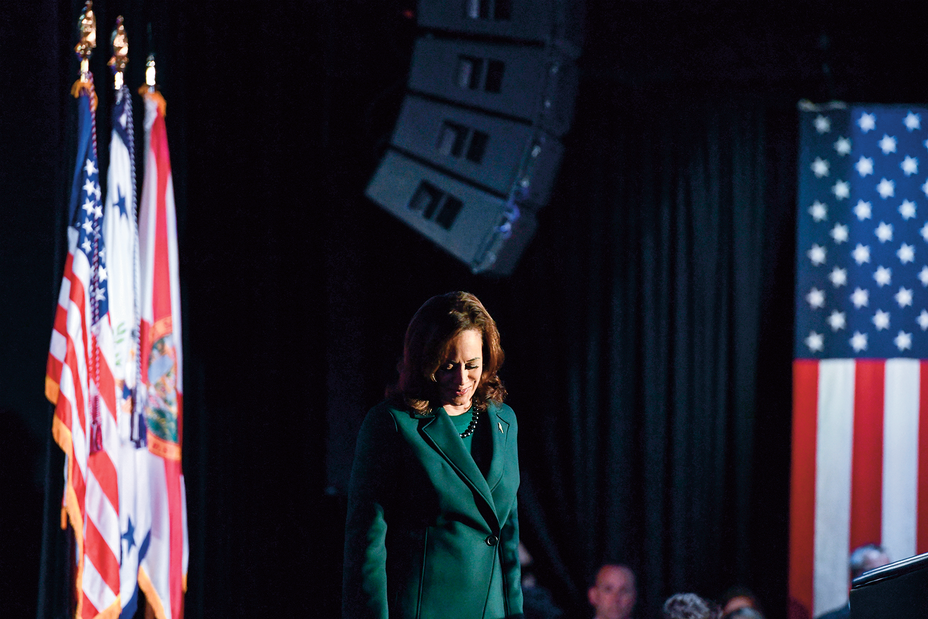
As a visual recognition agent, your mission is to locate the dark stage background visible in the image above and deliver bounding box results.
[3,1,927,618]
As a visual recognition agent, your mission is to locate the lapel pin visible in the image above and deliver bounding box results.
[498,422,503,434]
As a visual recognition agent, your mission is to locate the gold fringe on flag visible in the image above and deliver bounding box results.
[139,87,168,118]
[71,79,98,111]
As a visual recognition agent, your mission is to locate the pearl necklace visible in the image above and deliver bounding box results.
[460,408,480,438]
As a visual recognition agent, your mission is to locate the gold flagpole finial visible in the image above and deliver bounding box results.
[108,16,129,90]
[75,1,96,80]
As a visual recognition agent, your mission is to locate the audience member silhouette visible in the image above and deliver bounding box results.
[815,544,890,619]
[722,608,764,619]
[520,542,564,619]
[662,593,720,619]
[587,564,637,619]
[718,586,763,617]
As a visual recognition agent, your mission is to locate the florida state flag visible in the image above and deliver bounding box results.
[136,89,188,619]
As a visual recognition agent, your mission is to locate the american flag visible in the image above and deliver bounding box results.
[789,103,928,618]
[45,75,122,618]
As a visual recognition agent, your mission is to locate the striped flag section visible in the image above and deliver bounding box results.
[789,104,928,618]
[136,88,188,619]
[46,75,122,619]
[790,360,928,616]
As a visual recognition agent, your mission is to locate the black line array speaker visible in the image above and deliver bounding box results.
[849,552,928,619]
[366,0,583,275]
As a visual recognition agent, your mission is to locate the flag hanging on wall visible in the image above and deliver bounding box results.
[136,88,188,619]
[790,103,928,619]
[45,74,123,619]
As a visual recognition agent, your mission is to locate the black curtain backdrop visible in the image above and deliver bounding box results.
[4,2,927,619]
[508,89,799,618]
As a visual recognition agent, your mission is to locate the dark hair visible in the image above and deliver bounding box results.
[719,586,762,616]
[590,564,636,590]
[663,593,720,619]
[389,291,506,414]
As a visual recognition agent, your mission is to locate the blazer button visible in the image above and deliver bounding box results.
[485,534,499,546]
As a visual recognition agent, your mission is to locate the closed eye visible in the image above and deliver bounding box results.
[440,361,480,371]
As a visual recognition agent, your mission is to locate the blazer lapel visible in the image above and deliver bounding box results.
[484,409,510,493]
[419,410,499,529]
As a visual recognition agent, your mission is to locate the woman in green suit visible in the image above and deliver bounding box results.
[343,291,523,619]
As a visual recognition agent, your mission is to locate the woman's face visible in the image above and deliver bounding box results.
[435,329,483,415]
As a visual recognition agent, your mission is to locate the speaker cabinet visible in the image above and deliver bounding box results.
[365,0,582,275]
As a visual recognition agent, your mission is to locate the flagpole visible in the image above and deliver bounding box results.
[139,54,168,118]
[62,6,101,615]
[109,16,128,91]
[72,0,107,455]
[108,15,146,447]
[136,48,189,619]
[74,1,95,80]
[145,54,156,91]
[47,3,124,615]
[71,1,97,111]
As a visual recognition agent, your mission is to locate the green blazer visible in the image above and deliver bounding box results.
[342,400,523,619]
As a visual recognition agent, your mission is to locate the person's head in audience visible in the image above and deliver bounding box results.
[722,608,764,619]
[588,564,636,619]
[849,544,890,580]
[719,586,762,616]
[813,543,892,618]
[662,592,719,619]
